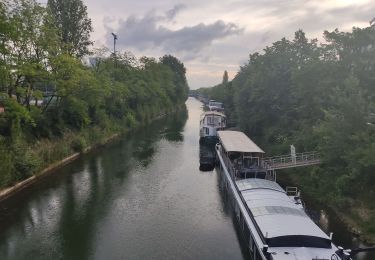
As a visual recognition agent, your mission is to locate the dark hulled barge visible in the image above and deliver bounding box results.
[215,130,352,260]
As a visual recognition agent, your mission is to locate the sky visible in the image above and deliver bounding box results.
[83,0,374,89]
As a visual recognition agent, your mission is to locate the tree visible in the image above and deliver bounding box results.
[196,27,375,211]
[47,0,93,57]
[0,1,9,90]
[160,55,189,103]
[222,70,228,85]
[3,0,57,107]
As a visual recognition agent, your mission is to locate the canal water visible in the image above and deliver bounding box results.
[0,98,247,260]
[0,98,373,260]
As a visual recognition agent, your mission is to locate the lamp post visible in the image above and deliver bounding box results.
[111,32,118,55]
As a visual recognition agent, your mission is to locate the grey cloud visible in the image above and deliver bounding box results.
[165,4,186,21]
[280,4,375,36]
[261,31,272,43]
[105,5,243,58]
[328,4,375,24]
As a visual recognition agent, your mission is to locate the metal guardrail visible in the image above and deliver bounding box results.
[263,152,321,170]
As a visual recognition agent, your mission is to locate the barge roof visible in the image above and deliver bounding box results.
[218,131,265,153]
[236,178,331,247]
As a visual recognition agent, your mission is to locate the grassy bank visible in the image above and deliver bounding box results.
[0,105,185,192]
[282,168,375,243]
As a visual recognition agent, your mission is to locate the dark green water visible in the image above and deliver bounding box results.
[0,98,373,260]
[0,98,247,260]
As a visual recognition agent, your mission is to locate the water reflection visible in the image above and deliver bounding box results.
[161,106,188,142]
[199,142,216,171]
[0,107,188,260]
[1,99,371,260]
[0,100,245,260]
[215,169,251,260]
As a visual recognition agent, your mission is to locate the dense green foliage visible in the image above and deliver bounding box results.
[0,0,188,188]
[47,0,93,57]
[197,28,375,235]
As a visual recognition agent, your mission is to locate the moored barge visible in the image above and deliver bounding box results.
[199,111,226,144]
[215,130,352,260]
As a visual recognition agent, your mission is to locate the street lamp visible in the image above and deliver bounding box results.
[111,32,118,55]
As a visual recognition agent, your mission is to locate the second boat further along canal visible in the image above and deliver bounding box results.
[215,130,357,260]
[199,108,227,171]
[199,111,226,144]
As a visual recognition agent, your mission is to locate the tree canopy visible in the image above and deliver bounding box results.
[0,0,189,187]
[196,28,375,233]
[47,0,93,57]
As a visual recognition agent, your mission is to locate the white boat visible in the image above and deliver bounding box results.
[199,111,226,143]
[215,130,353,260]
[208,100,224,111]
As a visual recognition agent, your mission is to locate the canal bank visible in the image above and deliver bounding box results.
[0,98,247,260]
[277,173,375,260]
[0,106,184,203]
[278,171,375,245]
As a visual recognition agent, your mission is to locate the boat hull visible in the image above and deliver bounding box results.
[215,148,267,260]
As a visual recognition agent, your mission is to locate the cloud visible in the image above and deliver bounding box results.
[165,4,186,21]
[105,5,243,59]
[96,0,374,89]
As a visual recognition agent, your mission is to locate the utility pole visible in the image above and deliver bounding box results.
[111,32,118,55]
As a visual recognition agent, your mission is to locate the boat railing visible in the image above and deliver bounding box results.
[206,122,224,127]
[286,186,299,197]
[216,144,270,259]
[217,146,275,183]
[217,146,237,181]
[262,151,321,170]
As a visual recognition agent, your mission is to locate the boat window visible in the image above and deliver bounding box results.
[266,235,332,248]
[256,172,266,179]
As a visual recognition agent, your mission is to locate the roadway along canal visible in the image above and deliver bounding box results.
[0,98,373,260]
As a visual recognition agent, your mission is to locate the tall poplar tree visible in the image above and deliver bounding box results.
[47,0,93,57]
[222,70,228,85]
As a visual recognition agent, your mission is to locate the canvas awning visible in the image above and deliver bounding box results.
[218,131,264,153]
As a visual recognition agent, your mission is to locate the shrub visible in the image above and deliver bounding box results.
[70,136,87,152]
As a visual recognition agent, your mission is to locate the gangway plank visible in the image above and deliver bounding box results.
[262,151,321,170]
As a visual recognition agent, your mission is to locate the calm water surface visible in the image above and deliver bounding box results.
[0,98,247,260]
[0,98,373,260]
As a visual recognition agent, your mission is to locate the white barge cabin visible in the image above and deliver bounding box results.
[216,130,350,260]
[199,111,226,142]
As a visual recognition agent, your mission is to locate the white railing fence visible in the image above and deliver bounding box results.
[262,152,321,170]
